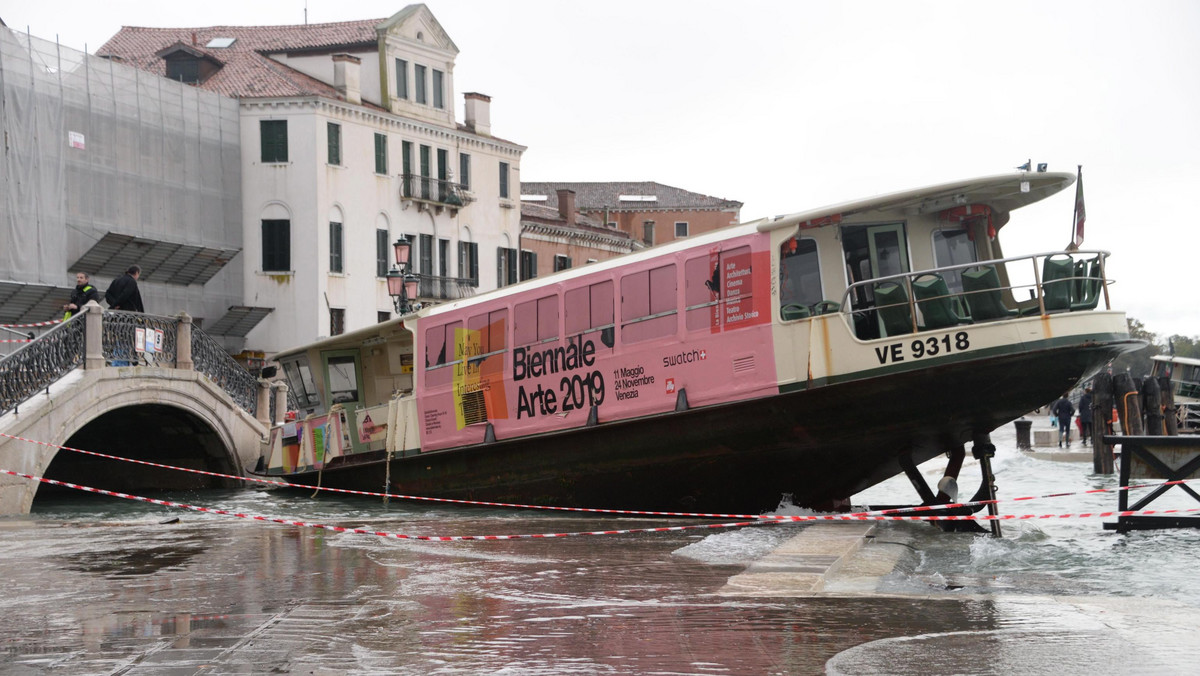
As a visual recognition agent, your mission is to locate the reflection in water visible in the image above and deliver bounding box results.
[3,421,1199,673]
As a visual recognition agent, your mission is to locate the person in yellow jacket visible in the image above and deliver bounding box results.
[62,272,99,320]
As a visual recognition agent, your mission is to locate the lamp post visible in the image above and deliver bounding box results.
[386,235,419,315]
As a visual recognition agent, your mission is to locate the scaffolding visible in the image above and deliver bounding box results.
[0,27,243,327]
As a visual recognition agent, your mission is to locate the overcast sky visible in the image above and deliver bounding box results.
[6,0,1198,339]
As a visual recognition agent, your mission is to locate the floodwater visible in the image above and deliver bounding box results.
[2,423,1199,675]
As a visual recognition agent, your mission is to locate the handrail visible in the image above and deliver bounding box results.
[0,314,86,416]
[838,249,1113,339]
[191,325,260,416]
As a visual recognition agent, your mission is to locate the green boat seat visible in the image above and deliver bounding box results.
[781,303,811,321]
[912,273,971,330]
[1070,255,1103,311]
[873,281,914,337]
[960,265,1018,321]
[1039,254,1075,313]
[811,300,841,315]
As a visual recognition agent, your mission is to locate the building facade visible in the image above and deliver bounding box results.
[98,5,525,353]
[520,182,742,248]
[518,190,641,280]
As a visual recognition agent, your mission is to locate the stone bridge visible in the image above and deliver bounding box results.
[0,302,287,515]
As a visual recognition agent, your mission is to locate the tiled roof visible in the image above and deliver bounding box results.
[96,19,383,99]
[520,203,613,231]
[520,182,742,212]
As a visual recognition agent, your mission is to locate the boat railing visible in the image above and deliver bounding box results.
[838,250,1113,340]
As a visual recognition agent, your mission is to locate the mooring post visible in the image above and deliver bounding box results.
[1092,372,1115,474]
[84,301,104,369]
[1141,377,1163,436]
[1114,373,1143,435]
[1014,418,1032,450]
[1161,376,1179,436]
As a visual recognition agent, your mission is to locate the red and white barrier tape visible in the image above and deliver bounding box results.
[0,468,769,539]
[4,467,1199,538]
[0,319,61,328]
[0,339,32,343]
[2,431,1195,521]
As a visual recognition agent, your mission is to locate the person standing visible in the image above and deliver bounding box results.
[1078,387,1094,446]
[62,272,99,320]
[105,265,144,312]
[1051,393,1076,448]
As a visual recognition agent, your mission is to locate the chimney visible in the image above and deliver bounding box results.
[192,32,197,47]
[332,53,361,105]
[557,189,577,225]
[464,92,491,136]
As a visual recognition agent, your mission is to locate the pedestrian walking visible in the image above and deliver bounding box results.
[1051,393,1076,448]
[105,265,144,312]
[62,272,99,320]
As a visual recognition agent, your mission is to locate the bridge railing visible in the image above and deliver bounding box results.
[0,303,280,420]
[102,310,179,366]
[190,326,259,416]
[0,314,87,416]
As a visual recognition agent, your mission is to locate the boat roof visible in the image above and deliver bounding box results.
[272,171,1076,361]
[1153,354,1200,368]
[753,171,1074,232]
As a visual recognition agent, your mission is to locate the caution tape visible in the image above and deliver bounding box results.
[0,339,32,343]
[2,431,1197,522]
[0,468,769,539]
[4,467,1199,538]
[0,319,61,328]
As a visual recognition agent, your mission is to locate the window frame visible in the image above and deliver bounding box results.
[260,120,288,163]
[329,221,344,273]
[674,221,689,238]
[414,64,427,105]
[459,153,471,190]
[374,133,388,175]
[499,161,510,199]
[376,229,389,277]
[395,58,408,100]
[327,122,341,166]
[261,219,290,272]
[432,69,445,109]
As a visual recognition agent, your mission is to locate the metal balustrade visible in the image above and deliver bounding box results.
[191,326,260,416]
[0,315,86,415]
[0,306,264,418]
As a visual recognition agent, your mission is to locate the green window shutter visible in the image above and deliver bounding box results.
[374,133,388,174]
[327,122,341,165]
[261,120,288,163]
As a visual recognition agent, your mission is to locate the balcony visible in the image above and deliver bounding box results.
[400,175,473,216]
[412,273,477,303]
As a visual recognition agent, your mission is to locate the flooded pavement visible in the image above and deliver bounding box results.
[3,422,1200,674]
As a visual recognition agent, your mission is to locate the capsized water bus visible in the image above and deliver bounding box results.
[254,171,1141,513]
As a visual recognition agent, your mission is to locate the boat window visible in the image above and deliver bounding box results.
[565,280,615,353]
[780,237,822,311]
[282,359,320,409]
[467,309,508,358]
[327,355,359,404]
[684,250,720,331]
[424,320,462,389]
[514,295,559,347]
[932,228,978,292]
[621,263,677,343]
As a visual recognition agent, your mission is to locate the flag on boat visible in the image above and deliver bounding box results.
[1071,165,1086,248]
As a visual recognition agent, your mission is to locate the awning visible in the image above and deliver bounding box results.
[0,280,73,325]
[205,306,272,337]
[70,232,240,286]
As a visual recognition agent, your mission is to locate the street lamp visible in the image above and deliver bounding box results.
[387,235,419,315]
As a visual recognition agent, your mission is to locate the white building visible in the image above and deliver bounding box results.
[98,5,525,354]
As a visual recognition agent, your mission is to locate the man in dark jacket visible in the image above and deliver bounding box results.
[105,265,144,312]
[1051,393,1076,448]
[62,272,99,320]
